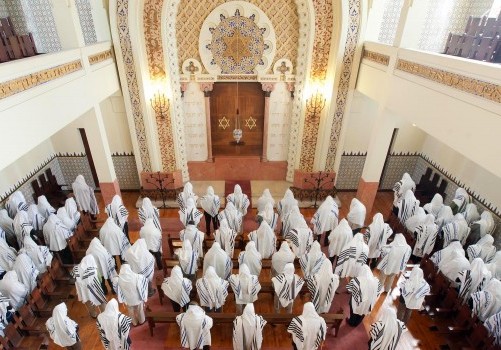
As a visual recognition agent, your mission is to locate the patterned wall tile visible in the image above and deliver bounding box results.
[57,155,96,189]
[75,0,97,45]
[24,0,61,53]
[0,0,9,17]
[336,154,366,190]
[379,154,419,190]
[378,0,404,45]
[5,0,30,34]
[111,154,140,190]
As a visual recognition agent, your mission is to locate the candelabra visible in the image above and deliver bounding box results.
[150,91,169,118]
[304,171,335,208]
[144,172,174,209]
[306,90,326,117]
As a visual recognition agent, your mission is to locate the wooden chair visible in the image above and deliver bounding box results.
[13,304,49,335]
[20,34,36,57]
[3,323,48,350]
[48,257,74,284]
[27,288,61,318]
[38,271,73,300]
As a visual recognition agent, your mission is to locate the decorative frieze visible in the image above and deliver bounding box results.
[362,49,390,66]
[88,49,113,65]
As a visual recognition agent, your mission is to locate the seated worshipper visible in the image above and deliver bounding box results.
[218,202,243,234]
[271,241,295,277]
[203,241,233,280]
[5,191,29,219]
[366,213,393,268]
[287,302,326,350]
[13,251,39,292]
[72,175,99,216]
[257,188,275,213]
[465,211,495,249]
[73,255,107,318]
[486,252,501,280]
[248,221,276,259]
[287,227,314,258]
[227,184,250,217]
[328,218,353,265]
[196,266,229,312]
[463,203,480,225]
[404,207,426,234]
[199,186,221,235]
[99,217,131,265]
[299,241,327,278]
[96,298,132,350]
[470,279,501,322]
[431,240,470,285]
[37,195,56,218]
[114,264,148,326]
[346,265,382,327]
[46,302,82,350]
[176,240,199,282]
[277,189,298,222]
[282,206,305,238]
[311,195,339,246]
[214,219,238,257]
[22,236,52,274]
[105,195,129,240]
[161,265,192,312]
[124,238,156,297]
[180,223,205,258]
[257,202,278,230]
[457,258,491,303]
[346,198,366,232]
[451,187,471,214]
[86,237,117,295]
[0,210,16,248]
[65,197,81,228]
[306,258,340,313]
[411,214,438,262]
[43,213,73,263]
[369,308,406,350]
[138,197,161,230]
[139,218,163,269]
[57,207,76,232]
[423,194,445,218]
[467,234,497,263]
[229,263,261,314]
[179,198,203,228]
[392,173,416,216]
[485,312,501,347]
[13,210,34,248]
[442,213,470,247]
[238,241,262,276]
[397,190,420,227]
[334,232,369,278]
[177,182,198,210]
[0,270,28,310]
[271,262,304,313]
[435,205,454,231]
[0,292,11,337]
[376,233,412,293]
[0,237,16,277]
[397,266,430,324]
[27,204,46,243]
[233,303,266,350]
[176,303,213,350]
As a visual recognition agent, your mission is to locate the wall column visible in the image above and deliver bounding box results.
[261,83,274,162]
[200,83,214,162]
[51,0,86,49]
[89,0,111,42]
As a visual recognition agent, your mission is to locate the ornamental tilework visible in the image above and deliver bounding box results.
[5,0,30,35]
[379,155,419,190]
[24,0,61,53]
[112,155,141,189]
[57,156,96,189]
[378,0,404,45]
[75,0,97,45]
[0,0,8,18]
[336,155,366,190]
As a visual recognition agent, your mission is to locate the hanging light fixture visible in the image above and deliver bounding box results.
[232,24,243,144]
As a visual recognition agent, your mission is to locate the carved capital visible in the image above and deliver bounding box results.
[199,82,214,97]
[261,82,275,97]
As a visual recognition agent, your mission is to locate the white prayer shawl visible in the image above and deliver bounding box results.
[114,264,148,306]
[277,189,298,219]
[96,299,132,350]
[46,303,78,347]
[430,241,464,266]
[399,266,430,310]
[199,186,220,218]
[180,225,205,258]
[203,242,232,279]
[423,194,444,218]
[124,239,155,282]
[105,195,129,230]
[0,293,8,336]
[272,263,305,307]
[233,303,266,350]
[99,217,130,258]
[257,202,278,230]
[248,221,276,259]
[311,196,339,236]
[436,248,470,283]
[307,259,339,313]
[0,270,27,310]
[467,234,496,263]
[257,188,275,213]
[72,255,106,306]
[476,211,496,237]
[346,265,382,315]
[286,228,313,258]
[13,252,39,292]
[442,214,470,247]
[227,184,250,216]
[334,233,369,278]
[177,182,198,209]
[138,197,161,231]
[435,205,454,231]
[214,219,237,257]
[412,214,439,258]
[452,188,471,213]
[486,252,501,280]
[37,195,56,218]
[196,266,229,309]
[13,211,33,248]
[282,206,307,237]
[397,190,420,225]
[27,204,46,232]
[347,198,366,229]
[217,202,243,233]
[72,175,99,215]
[328,219,354,258]
[485,311,501,346]
[176,240,199,275]
[179,198,203,228]
[369,308,406,350]
[377,234,412,275]
[392,173,416,207]
[0,238,16,274]
[471,279,501,322]
[457,258,491,302]
[0,210,15,241]
[43,214,72,252]
[23,236,52,274]
[299,241,327,278]
[228,263,261,304]
[238,241,262,276]
[405,207,426,234]
[287,302,326,350]
[6,191,28,219]
[463,203,480,225]
[65,198,81,227]
[139,218,162,253]
[57,207,75,232]
[366,213,393,259]
[176,305,213,349]
[161,265,192,307]
[86,237,117,280]
[271,242,295,275]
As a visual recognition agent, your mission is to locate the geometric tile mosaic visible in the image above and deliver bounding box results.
[111,154,140,190]
[336,154,366,190]
[75,0,97,45]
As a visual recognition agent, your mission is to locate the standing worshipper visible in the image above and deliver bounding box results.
[238,241,262,276]
[37,195,56,218]
[86,237,117,295]
[43,213,73,264]
[442,213,470,247]
[233,303,266,350]
[114,264,148,326]
[287,227,314,258]
[257,202,278,230]
[431,241,470,285]
[0,210,16,248]
[96,298,132,350]
[105,195,129,240]
[397,266,430,324]
[277,189,298,222]
[203,242,232,279]
[485,312,501,347]
[248,221,276,259]
[176,303,213,350]
[392,173,416,213]
[404,207,426,234]
[411,214,438,262]
[328,218,353,264]
[99,217,131,265]
[27,204,46,242]
[470,279,501,321]
[57,207,76,232]
[334,232,369,278]
[227,184,250,217]
[0,237,17,277]
[307,259,340,313]
[23,236,52,274]
[369,308,406,350]
[299,241,327,278]
[179,198,202,228]
[346,198,366,232]
[0,270,28,310]
[46,302,82,350]
[457,258,491,303]
[257,188,275,213]
[13,251,39,292]
[196,266,229,312]
[463,203,480,225]
[435,205,454,232]
[180,224,205,258]
[138,197,161,231]
[397,190,420,227]
[65,197,81,228]
[13,210,34,248]
[5,191,29,219]
[467,233,497,263]
[214,219,237,257]
[124,239,156,297]
[73,255,107,318]
[72,175,99,216]
[176,240,199,282]
[229,263,261,314]
[271,263,304,313]
[423,193,444,218]
[218,202,243,234]
[177,182,198,210]
[465,211,495,249]
[287,302,326,350]
[271,242,295,277]
[377,233,412,293]
[139,218,163,269]
[282,206,305,238]
[311,195,339,246]
[161,265,192,312]
[346,265,382,327]
[486,252,501,280]
[199,186,220,236]
[366,213,393,268]
[451,187,471,214]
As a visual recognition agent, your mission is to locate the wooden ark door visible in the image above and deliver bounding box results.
[210,82,264,156]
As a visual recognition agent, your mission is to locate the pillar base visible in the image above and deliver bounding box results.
[356,178,379,215]
[100,179,121,204]
[293,170,336,190]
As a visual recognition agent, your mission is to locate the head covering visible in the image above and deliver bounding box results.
[299,241,326,277]
[179,198,202,227]
[176,240,198,275]
[458,258,491,302]
[13,210,33,248]
[272,263,304,307]
[486,251,501,280]
[412,214,438,258]
[472,279,501,321]
[99,217,130,258]
[346,265,380,315]
[203,242,232,279]
[228,263,261,304]
[367,213,393,259]
[249,221,276,259]
[227,184,250,216]
[258,202,278,230]
[115,264,148,306]
[161,265,192,307]
[138,197,161,230]
[398,190,420,225]
[65,198,80,226]
[13,252,39,292]
[272,241,295,275]
[124,238,155,281]
[347,198,366,228]
[369,308,406,350]
[308,258,339,313]
[404,207,426,234]
[0,209,15,239]
[452,188,470,213]
[233,303,266,350]
[334,232,369,278]
[86,237,116,280]
[176,304,213,349]
[23,235,52,273]
[278,189,298,218]
[328,218,354,258]
[37,195,56,218]
[476,211,495,237]
[257,188,275,213]
[393,173,416,207]
[97,298,132,350]
[214,219,237,257]
[139,218,162,253]
[217,202,242,233]
[46,303,78,347]
[200,186,220,218]
[0,270,28,310]
[106,195,128,229]
[283,205,307,236]
[287,302,327,350]
[377,233,412,275]
[238,241,262,276]
[463,203,480,225]
[438,249,470,282]
[73,255,105,306]
[467,234,496,263]
[178,182,198,209]
[72,175,99,215]
[180,225,204,258]
[6,191,28,218]
[400,266,430,310]
[43,214,72,252]
[57,207,75,231]
[423,194,444,217]
[196,266,229,309]
[27,204,46,232]
[0,237,17,274]
[311,196,339,236]
[287,227,314,257]
[484,312,501,347]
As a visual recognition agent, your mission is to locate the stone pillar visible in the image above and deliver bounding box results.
[200,83,214,162]
[393,0,413,47]
[261,83,275,162]
[51,0,86,49]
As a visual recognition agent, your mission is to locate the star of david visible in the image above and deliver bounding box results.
[245,116,257,130]
[218,116,230,130]
[222,28,252,64]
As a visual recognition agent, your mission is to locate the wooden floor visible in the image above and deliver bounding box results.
[48,190,451,350]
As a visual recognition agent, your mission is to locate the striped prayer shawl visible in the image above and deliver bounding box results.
[179,251,198,275]
[307,275,335,313]
[274,273,304,306]
[369,321,405,350]
[6,201,29,219]
[227,194,250,215]
[378,246,411,274]
[299,255,324,277]
[485,312,501,346]
[162,278,191,307]
[233,314,266,350]
[286,229,312,257]
[177,314,211,349]
[119,235,131,259]
[467,244,496,263]
[180,208,202,226]
[287,316,325,350]
[311,208,338,236]
[196,278,229,309]
[105,204,129,230]
[72,265,106,305]
[137,258,155,282]
[457,269,487,302]
[0,246,16,274]
[215,230,236,258]
[335,247,368,277]
[218,210,242,233]
[413,224,438,257]
[116,275,148,305]
[471,290,497,321]
[97,314,132,350]
[228,275,260,303]
[443,222,469,246]
[200,196,220,217]
[138,207,161,231]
